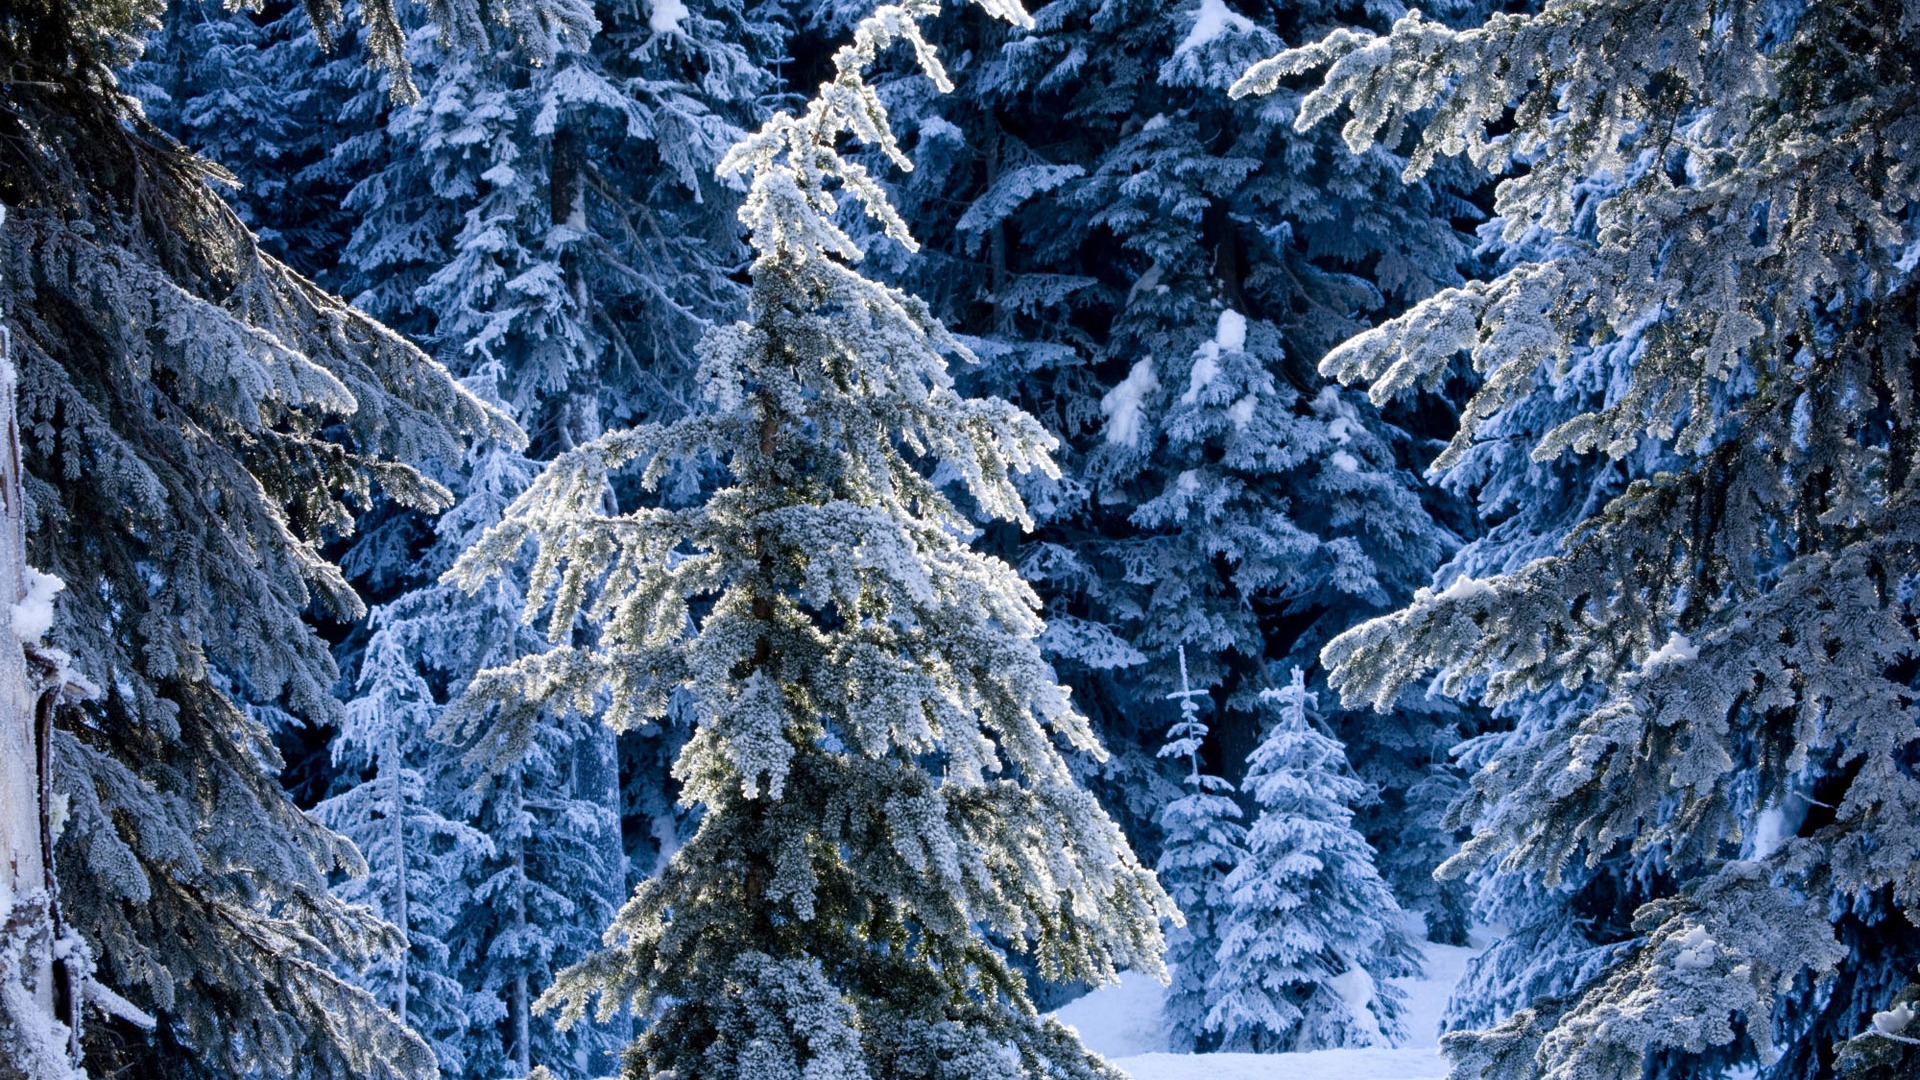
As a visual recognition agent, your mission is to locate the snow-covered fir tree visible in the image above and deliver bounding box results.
[1239,0,1920,1074]
[1154,646,1246,1052]
[0,0,516,1075]
[448,2,1175,1075]
[1207,668,1419,1051]
[1432,176,1674,1041]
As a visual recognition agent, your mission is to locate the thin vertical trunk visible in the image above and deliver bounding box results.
[986,122,1013,338]
[0,208,79,1080]
[593,724,632,1052]
[509,766,531,1077]
[385,729,408,1027]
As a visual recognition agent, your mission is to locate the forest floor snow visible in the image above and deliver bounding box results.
[1051,928,1483,1080]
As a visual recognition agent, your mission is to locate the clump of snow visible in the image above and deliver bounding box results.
[648,0,689,33]
[1330,450,1360,473]
[1646,631,1699,666]
[1328,964,1384,1045]
[1214,309,1246,352]
[1181,310,1247,404]
[1142,114,1171,133]
[1873,1001,1915,1035]
[1183,355,1220,405]
[1751,804,1791,860]
[1329,416,1354,443]
[1435,575,1495,603]
[12,567,63,641]
[1670,926,1717,971]
[1176,0,1255,55]
[1227,394,1257,430]
[1103,359,1160,447]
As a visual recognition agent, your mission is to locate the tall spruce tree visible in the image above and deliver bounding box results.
[1238,0,1920,1075]
[448,2,1175,1075]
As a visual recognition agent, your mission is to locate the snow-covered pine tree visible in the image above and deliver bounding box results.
[1238,1,1920,1074]
[314,622,496,1077]
[1208,668,1419,1051]
[1154,646,1246,1053]
[449,2,1174,1075]
[0,0,518,1075]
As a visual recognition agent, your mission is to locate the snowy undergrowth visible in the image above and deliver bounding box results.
[1053,926,1483,1079]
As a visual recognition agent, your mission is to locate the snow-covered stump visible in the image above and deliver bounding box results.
[0,204,80,1080]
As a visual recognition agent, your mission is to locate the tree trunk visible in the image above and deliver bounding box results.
[385,729,409,1027]
[0,211,79,1079]
[509,766,531,1077]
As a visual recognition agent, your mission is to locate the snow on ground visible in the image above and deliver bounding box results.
[1052,927,1485,1080]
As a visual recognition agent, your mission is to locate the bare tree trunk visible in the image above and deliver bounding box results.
[509,766,531,1077]
[0,207,79,1079]
[386,729,409,1027]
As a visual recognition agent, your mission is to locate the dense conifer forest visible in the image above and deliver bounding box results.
[2,0,1918,1078]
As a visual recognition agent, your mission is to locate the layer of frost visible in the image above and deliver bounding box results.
[13,567,63,641]
[1103,359,1160,447]
[1176,0,1254,55]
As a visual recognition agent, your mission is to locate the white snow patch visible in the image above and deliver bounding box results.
[1646,632,1699,667]
[1873,1001,1915,1036]
[648,0,688,33]
[1051,969,1170,1057]
[1328,963,1384,1045]
[1181,311,1247,404]
[1113,1048,1449,1080]
[1671,926,1717,971]
[1330,450,1360,473]
[1329,416,1354,443]
[1227,394,1257,430]
[1751,805,1790,860]
[1214,309,1247,352]
[1053,928,1487,1080]
[1183,355,1220,404]
[12,567,62,641]
[1142,114,1171,133]
[1435,575,1495,603]
[1103,359,1160,447]
[1176,0,1255,55]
